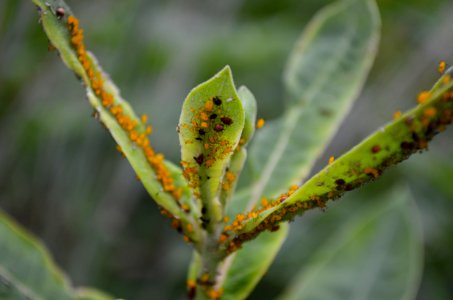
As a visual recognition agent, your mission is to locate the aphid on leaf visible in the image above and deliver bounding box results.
[220,117,233,125]
[214,124,224,132]
[194,154,204,165]
[56,7,65,19]
[213,96,222,106]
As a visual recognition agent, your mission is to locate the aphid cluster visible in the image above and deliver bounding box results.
[180,96,236,194]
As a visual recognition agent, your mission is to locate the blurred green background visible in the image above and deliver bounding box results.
[1,0,452,299]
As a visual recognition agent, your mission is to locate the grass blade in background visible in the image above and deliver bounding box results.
[279,186,423,300]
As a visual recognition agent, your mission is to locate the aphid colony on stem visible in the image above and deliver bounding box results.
[65,15,203,243]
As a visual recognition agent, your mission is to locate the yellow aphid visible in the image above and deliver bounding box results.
[417,91,430,104]
[256,118,265,129]
[423,107,437,118]
[442,74,451,85]
[393,110,402,120]
[141,114,148,124]
[201,112,209,121]
[328,156,335,165]
[201,122,209,128]
[205,100,214,112]
[439,61,446,74]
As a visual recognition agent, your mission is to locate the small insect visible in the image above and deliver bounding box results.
[371,145,381,153]
[213,96,222,106]
[198,129,206,135]
[220,117,233,125]
[194,154,204,165]
[209,114,217,120]
[56,7,65,19]
[214,124,224,132]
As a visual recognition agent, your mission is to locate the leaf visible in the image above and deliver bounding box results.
[220,86,257,207]
[75,288,114,300]
[178,66,245,228]
[230,67,453,246]
[0,211,70,299]
[278,186,423,300]
[220,223,289,300]
[242,0,381,208]
[31,0,195,231]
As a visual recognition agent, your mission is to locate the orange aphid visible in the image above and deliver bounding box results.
[423,107,437,118]
[201,112,209,121]
[393,110,402,120]
[256,118,265,129]
[141,114,148,124]
[363,167,379,178]
[201,122,209,128]
[417,91,430,104]
[205,100,214,112]
[223,216,230,223]
[187,280,196,289]
[442,74,451,85]
[328,156,335,165]
[439,61,446,74]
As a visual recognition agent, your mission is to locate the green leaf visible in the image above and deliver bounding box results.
[178,66,245,228]
[75,288,114,300]
[279,186,423,300]
[31,0,195,231]
[242,0,381,208]
[220,223,289,300]
[220,86,257,207]
[230,67,453,245]
[0,211,73,300]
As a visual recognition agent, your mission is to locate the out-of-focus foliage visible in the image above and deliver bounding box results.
[0,0,452,299]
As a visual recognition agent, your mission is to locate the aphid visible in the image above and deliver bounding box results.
[198,129,206,135]
[56,7,65,19]
[195,137,202,141]
[328,156,335,165]
[335,178,345,186]
[371,145,381,153]
[220,117,233,125]
[209,114,217,120]
[213,96,222,106]
[194,154,204,165]
[417,91,430,104]
[214,124,224,132]
[439,60,446,74]
[393,111,402,120]
[256,118,265,129]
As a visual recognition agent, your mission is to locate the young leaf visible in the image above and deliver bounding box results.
[279,186,423,300]
[219,223,288,300]
[31,0,196,235]
[243,0,380,208]
[220,86,258,207]
[179,66,245,229]
[228,68,453,248]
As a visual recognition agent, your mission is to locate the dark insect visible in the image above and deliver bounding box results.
[209,114,217,120]
[194,154,204,165]
[198,129,206,135]
[220,117,233,125]
[213,96,222,106]
[371,145,381,153]
[214,124,224,132]
[56,7,65,19]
